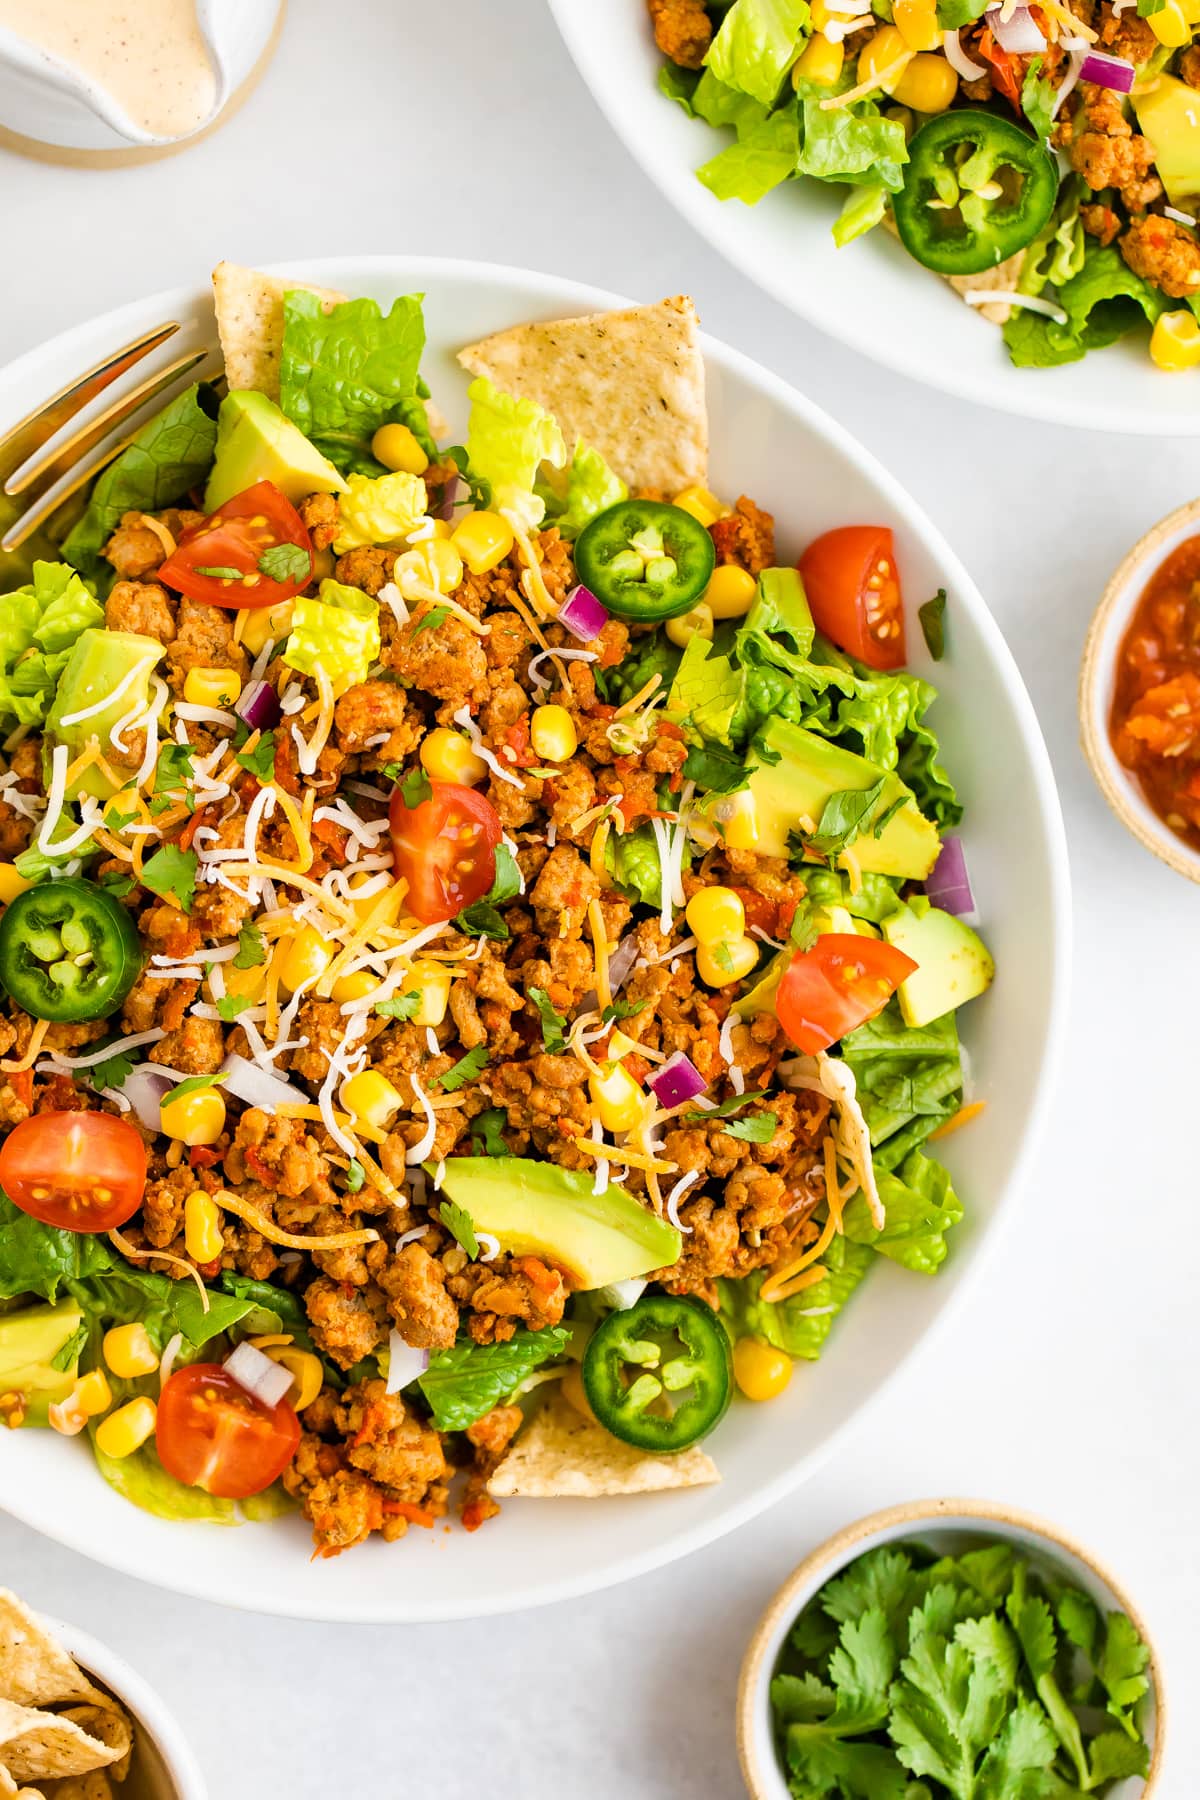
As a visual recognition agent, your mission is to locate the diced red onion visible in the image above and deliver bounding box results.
[219,1052,306,1112]
[558,584,608,643]
[235,679,281,733]
[225,1341,295,1409]
[925,835,977,918]
[386,1329,430,1395]
[578,933,640,1015]
[1078,48,1134,90]
[987,2,1045,52]
[433,473,461,522]
[604,1278,648,1309]
[648,1051,708,1110]
[120,1066,173,1132]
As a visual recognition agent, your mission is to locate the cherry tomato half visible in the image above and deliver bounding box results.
[156,1364,301,1499]
[0,1112,147,1232]
[388,779,503,925]
[798,526,907,672]
[776,935,918,1054]
[157,480,312,610]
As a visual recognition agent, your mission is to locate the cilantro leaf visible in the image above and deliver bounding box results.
[435,1045,489,1092]
[438,1199,479,1259]
[165,1072,227,1104]
[215,993,252,1022]
[1097,1611,1151,1734]
[411,605,449,638]
[974,1698,1059,1800]
[375,991,421,1020]
[807,778,888,857]
[1020,55,1056,144]
[82,1035,145,1092]
[236,730,277,783]
[454,844,522,940]
[469,1107,508,1157]
[1088,1730,1149,1784]
[601,997,649,1025]
[139,844,197,913]
[233,920,267,970]
[918,588,947,662]
[528,985,567,1053]
[98,870,135,899]
[681,741,748,795]
[258,543,312,584]
[724,1111,777,1143]
[194,564,244,581]
[399,765,432,808]
[153,742,195,804]
[418,1325,570,1432]
[682,1088,767,1124]
[1006,1563,1090,1788]
[344,1160,366,1194]
[789,899,819,952]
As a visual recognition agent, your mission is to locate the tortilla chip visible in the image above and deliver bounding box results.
[487,1392,720,1498]
[42,1772,113,1798]
[948,250,1027,326]
[0,1597,102,1712]
[52,1714,128,1784]
[0,1701,118,1784]
[457,297,707,495]
[212,262,346,399]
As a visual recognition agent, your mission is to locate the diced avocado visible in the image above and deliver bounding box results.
[434,1157,681,1289]
[881,896,994,1029]
[204,390,348,513]
[746,718,940,880]
[45,628,163,800]
[1132,75,1200,207]
[0,1299,84,1426]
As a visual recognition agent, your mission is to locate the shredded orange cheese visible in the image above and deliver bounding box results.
[1,1019,50,1073]
[274,1103,387,1146]
[571,1138,676,1176]
[612,673,662,720]
[588,899,612,1013]
[213,1189,379,1250]
[108,1227,210,1313]
[929,1100,987,1141]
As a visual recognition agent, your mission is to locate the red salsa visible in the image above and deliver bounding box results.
[1110,534,1200,846]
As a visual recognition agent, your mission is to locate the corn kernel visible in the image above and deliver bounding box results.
[717,789,760,851]
[810,0,834,25]
[331,969,379,1005]
[342,1069,403,1132]
[266,1345,324,1411]
[892,51,957,111]
[686,884,746,946]
[696,935,760,988]
[279,925,335,994]
[0,864,32,905]
[184,1189,225,1262]
[347,874,407,928]
[406,959,452,1027]
[733,1337,794,1401]
[793,32,845,85]
[103,1323,158,1380]
[420,726,488,786]
[161,1087,226,1150]
[858,25,911,94]
[239,600,293,657]
[371,422,429,476]
[1150,309,1200,371]
[530,704,578,763]
[183,666,242,709]
[607,1028,641,1061]
[451,510,515,576]
[222,961,266,1004]
[75,1368,113,1415]
[704,565,758,620]
[666,602,714,649]
[406,538,463,594]
[894,0,940,51]
[95,1397,157,1460]
[671,485,724,528]
[1149,0,1189,42]
[589,1062,646,1134]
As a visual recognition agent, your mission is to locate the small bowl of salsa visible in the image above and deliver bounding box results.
[1081,497,1200,882]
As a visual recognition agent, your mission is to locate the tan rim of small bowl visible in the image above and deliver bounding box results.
[736,1497,1167,1800]
[1080,494,1200,885]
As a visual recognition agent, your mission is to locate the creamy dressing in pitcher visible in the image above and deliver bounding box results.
[0,0,217,138]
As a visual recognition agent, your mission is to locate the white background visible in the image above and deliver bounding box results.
[0,0,1196,1794]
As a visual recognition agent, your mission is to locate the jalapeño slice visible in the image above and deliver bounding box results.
[0,878,143,1023]
[581,1293,732,1453]
[574,500,716,622]
[893,110,1058,277]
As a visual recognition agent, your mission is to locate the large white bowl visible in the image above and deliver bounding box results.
[0,257,1070,1621]
[547,0,1200,436]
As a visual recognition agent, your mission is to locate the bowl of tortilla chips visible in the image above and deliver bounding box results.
[0,1590,205,1799]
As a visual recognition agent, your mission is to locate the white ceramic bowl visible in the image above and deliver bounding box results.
[547,0,1200,436]
[43,1615,207,1800]
[0,257,1070,1621]
[1080,496,1200,883]
[737,1499,1165,1799]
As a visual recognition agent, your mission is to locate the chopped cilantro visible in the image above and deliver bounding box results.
[411,605,450,638]
[806,778,888,858]
[98,870,135,900]
[918,588,947,662]
[528,986,567,1053]
[165,1072,227,1104]
[233,920,267,970]
[438,1199,479,1259]
[399,766,433,808]
[469,1107,508,1157]
[601,996,648,1025]
[215,993,253,1022]
[194,565,244,581]
[682,1088,767,1124]
[258,543,312,584]
[375,991,421,1020]
[724,1112,777,1143]
[435,1045,489,1093]
[379,761,404,784]
[681,742,748,795]
[153,742,195,807]
[788,901,819,953]
[235,730,277,783]
[139,844,197,913]
[83,1036,144,1092]
[344,1160,366,1193]
[712,939,735,973]
[454,845,521,940]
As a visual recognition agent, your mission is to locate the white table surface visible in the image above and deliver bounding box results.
[0,1,1196,1794]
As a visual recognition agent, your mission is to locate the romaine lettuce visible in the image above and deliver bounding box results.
[1004,243,1169,369]
[0,561,103,732]
[418,1325,570,1431]
[796,98,908,193]
[464,379,566,532]
[282,579,380,695]
[706,0,813,104]
[332,470,430,552]
[698,101,802,204]
[554,440,627,540]
[718,1235,875,1360]
[843,1148,963,1272]
[279,291,430,475]
[833,183,889,247]
[839,1000,963,1167]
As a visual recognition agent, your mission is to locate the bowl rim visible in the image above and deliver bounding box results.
[736,1496,1167,1800]
[1079,494,1200,885]
[0,254,1072,1621]
[38,1612,208,1800]
[544,0,1200,438]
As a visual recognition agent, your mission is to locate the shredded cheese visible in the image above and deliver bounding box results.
[929,1100,987,1141]
[0,1019,50,1073]
[213,1189,379,1250]
[108,1228,210,1313]
[588,899,612,1013]
[572,1138,676,1176]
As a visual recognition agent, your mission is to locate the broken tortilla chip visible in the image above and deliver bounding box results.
[0,1701,119,1785]
[458,297,708,495]
[0,1598,103,1713]
[53,1712,129,1784]
[948,250,1027,326]
[212,261,346,399]
[487,1391,720,1498]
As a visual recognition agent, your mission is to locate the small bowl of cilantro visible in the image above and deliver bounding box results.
[737,1499,1163,1800]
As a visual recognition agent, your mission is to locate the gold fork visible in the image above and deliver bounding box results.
[0,320,217,559]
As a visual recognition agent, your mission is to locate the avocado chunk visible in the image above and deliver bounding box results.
[881,896,994,1029]
[745,719,940,879]
[0,1299,84,1426]
[205,391,348,512]
[434,1157,681,1288]
[45,628,163,800]
[1132,75,1200,207]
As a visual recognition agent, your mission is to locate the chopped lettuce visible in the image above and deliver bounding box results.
[833,182,889,247]
[1004,243,1170,369]
[279,291,430,475]
[332,470,430,552]
[718,1235,875,1360]
[62,382,220,588]
[705,0,812,104]
[553,440,627,540]
[0,561,104,732]
[598,627,681,709]
[605,820,691,909]
[698,101,803,204]
[464,379,566,533]
[803,866,904,924]
[840,1000,964,1168]
[283,580,380,695]
[742,567,815,664]
[796,98,908,193]
[418,1325,570,1431]
[844,1149,964,1273]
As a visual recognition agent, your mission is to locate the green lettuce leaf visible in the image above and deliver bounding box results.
[465,379,566,532]
[843,1149,964,1273]
[803,867,904,924]
[552,440,627,541]
[0,561,104,732]
[62,383,220,587]
[839,1000,963,1166]
[599,627,682,709]
[418,1325,570,1431]
[606,821,672,909]
[658,62,703,113]
[1004,243,1169,369]
[282,579,380,693]
[743,566,814,662]
[796,98,908,193]
[698,100,802,204]
[706,0,812,103]
[717,1235,875,1361]
[935,0,990,23]
[834,182,889,247]
[692,67,773,131]
[279,291,428,475]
